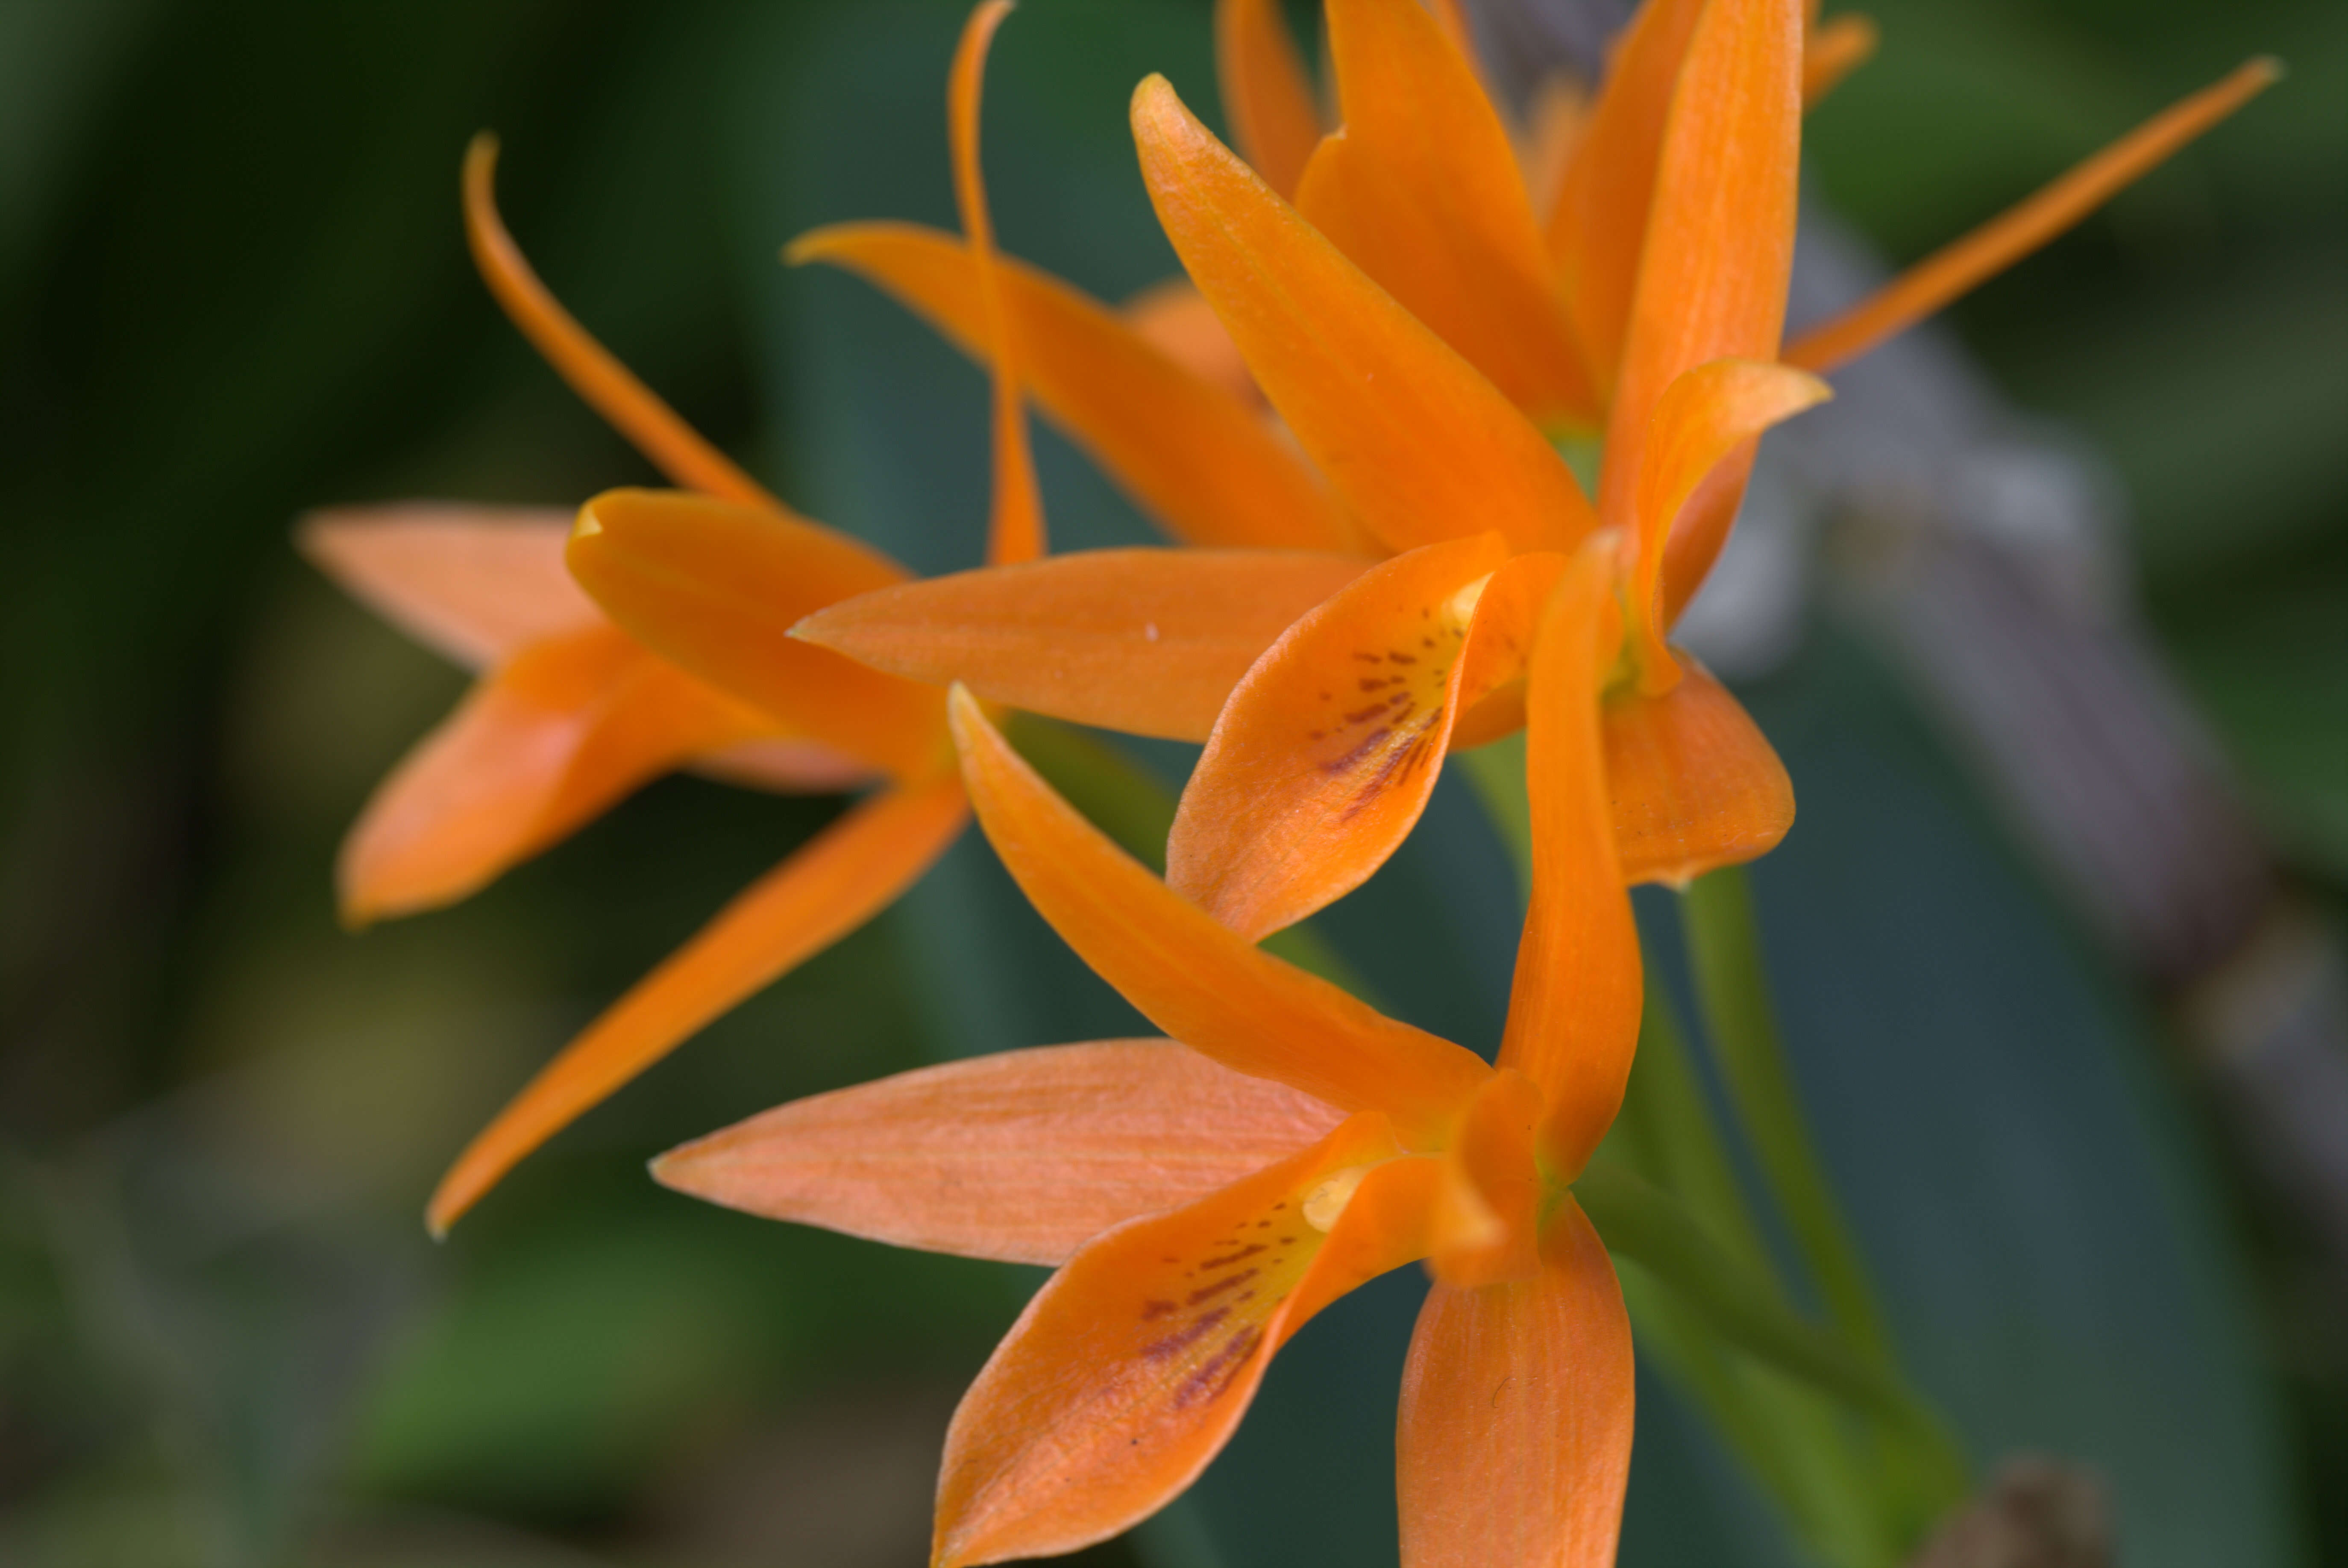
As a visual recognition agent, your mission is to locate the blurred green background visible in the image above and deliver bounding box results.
[1,0,2341,1564]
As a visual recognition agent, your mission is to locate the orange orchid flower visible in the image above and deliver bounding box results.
[660,543,1640,1564]
[775,0,2270,941]
[304,3,1356,1236]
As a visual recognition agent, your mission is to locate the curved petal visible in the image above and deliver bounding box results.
[951,687,1491,1142]
[463,137,778,511]
[949,0,1045,566]
[694,736,878,794]
[1545,0,1706,390]
[1167,534,1511,941]
[566,488,947,779]
[794,549,1368,742]
[298,504,593,669]
[1801,12,1877,107]
[1123,278,1263,406]
[1596,0,1803,560]
[1132,74,1594,558]
[426,774,968,1235]
[1785,58,2280,373]
[1397,1195,1634,1568]
[338,624,772,925]
[791,224,1352,551]
[1606,659,1794,886]
[934,1115,1437,1566]
[1499,549,1641,1179]
[1214,0,1324,199]
[655,1040,1345,1266]
[1295,0,1598,424]
[1623,359,1829,687]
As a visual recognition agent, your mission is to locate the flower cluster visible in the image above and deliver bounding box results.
[304,0,2270,1561]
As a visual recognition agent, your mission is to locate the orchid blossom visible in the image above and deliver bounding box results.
[659,537,1639,1563]
[754,0,2269,943]
[305,3,1354,1235]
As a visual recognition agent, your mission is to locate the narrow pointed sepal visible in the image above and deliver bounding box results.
[949,687,1491,1140]
[338,624,772,925]
[426,774,967,1235]
[655,1040,1344,1265]
[298,504,592,669]
[1132,74,1594,558]
[792,549,1369,743]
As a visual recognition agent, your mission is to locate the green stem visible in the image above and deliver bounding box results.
[1681,867,1894,1370]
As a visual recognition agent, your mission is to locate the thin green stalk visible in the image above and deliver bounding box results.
[1681,868,1893,1370]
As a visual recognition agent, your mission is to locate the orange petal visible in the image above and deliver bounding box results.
[1622,359,1829,689]
[1596,0,1803,550]
[793,548,1368,743]
[694,736,878,795]
[566,488,947,779]
[1801,12,1877,107]
[1521,79,1592,228]
[1166,534,1511,941]
[949,0,1045,567]
[1397,1195,1635,1568]
[1294,0,1599,425]
[1132,75,1594,558]
[1214,0,1324,199]
[1428,1068,1545,1289]
[933,1114,1438,1566]
[426,773,967,1235]
[1785,58,2281,374]
[951,687,1491,1142]
[1545,0,1706,391]
[1500,548,1641,1179]
[338,623,773,926]
[1123,278,1264,407]
[1605,659,1794,886]
[791,223,1353,551]
[462,136,778,511]
[655,1039,1344,1266]
[298,504,593,670]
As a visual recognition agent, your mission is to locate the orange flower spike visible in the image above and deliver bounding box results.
[566,488,947,779]
[1397,1196,1635,1568]
[949,0,1045,567]
[653,1040,1346,1266]
[1166,532,1511,941]
[1544,0,1706,391]
[950,686,1491,1140]
[786,223,1355,550]
[426,772,968,1236]
[1131,74,1596,558]
[1622,359,1830,692]
[463,137,778,511]
[1598,0,1804,549]
[298,505,595,669]
[792,548,1371,743]
[1786,57,2281,375]
[337,623,774,926]
[1295,0,1601,424]
[1214,0,1324,200]
[933,1117,1441,1566]
[1501,546,1643,1179]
